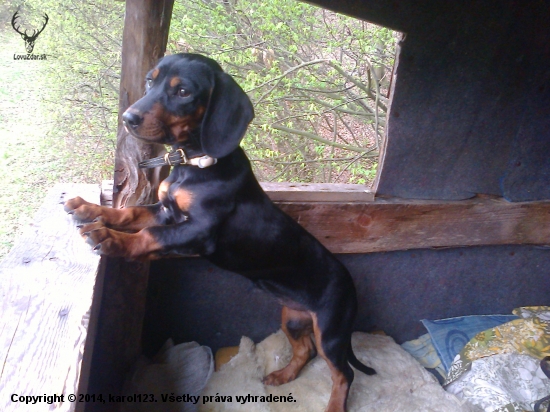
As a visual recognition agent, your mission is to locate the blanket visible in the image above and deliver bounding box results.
[200,331,478,411]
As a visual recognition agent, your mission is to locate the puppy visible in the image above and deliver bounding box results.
[65,53,375,412]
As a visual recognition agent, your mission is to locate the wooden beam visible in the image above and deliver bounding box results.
[260,182,374,202]
[276,195,550,253]
[102,180,550,253]
[75,182,151,412]
[107,180,375,203]
[83,2,174,408]
[113,0,174,208]
[79,259,149,412]
[304,0,446,33]
[0,184,100,412]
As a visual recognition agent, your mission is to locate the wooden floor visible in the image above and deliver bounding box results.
[0,184,101,412]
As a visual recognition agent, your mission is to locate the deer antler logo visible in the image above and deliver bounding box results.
[11,10,49,54]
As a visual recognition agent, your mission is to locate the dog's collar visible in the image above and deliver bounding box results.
[138,148,217,169]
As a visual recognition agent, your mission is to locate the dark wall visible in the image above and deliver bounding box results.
[143,245,549,355]
[140,0,550,360]
[310,0,550,201]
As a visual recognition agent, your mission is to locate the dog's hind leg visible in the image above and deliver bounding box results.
[263,306,316,386]
[310,308,355,412]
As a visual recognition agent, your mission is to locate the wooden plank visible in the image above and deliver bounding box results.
[80,258,150,412]
[106,180,375,202]
[100,180,550,253]
[78,181,150,412]
[74,257,106,412]
[0,184,101,411]
[260,182,374,202]
[277,195,550,253]
[100,180,113,206]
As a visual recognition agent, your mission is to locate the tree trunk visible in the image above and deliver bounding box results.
[113,0,174,208]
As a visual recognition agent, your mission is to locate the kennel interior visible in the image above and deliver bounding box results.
[78,1,550,410]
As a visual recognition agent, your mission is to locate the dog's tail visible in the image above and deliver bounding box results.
[348,347,376,375]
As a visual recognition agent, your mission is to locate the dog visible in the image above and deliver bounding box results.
[64,53,376,412]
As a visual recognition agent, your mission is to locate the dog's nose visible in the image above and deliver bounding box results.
[122,111,143,129]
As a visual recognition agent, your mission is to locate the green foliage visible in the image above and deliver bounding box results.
[0,0,122,256]
[169,0,397,183]
[3,0,396,184]
[0,0,396,257]
[7,0,124,181]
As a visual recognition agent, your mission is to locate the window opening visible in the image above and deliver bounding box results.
[169,0,400,186]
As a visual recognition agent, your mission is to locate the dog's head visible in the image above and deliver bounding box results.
[122,53,254,158]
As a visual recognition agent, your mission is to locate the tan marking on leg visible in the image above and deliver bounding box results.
[311,313,350,412]
[128,229,163,257]
[65,196,105,221]
[263,307,315,386]
[173,188,194,212]
[66,197,159,231]
[79,220,105,236]
[158,179,171,202]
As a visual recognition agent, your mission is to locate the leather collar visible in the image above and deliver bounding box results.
[138,148,217,169]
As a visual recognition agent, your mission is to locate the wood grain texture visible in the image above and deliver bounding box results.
[0,184,100,411]
[113,0,174,208]
[100,180,550,253]
[80,181,150,411]
[276,195,550,253]
[260,182,374,202]
[81,258,150,412]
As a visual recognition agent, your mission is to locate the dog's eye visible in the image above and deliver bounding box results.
[146,78,153,88]
[177,87,190,98]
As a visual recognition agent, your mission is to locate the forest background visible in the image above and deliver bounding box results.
[0,0,397,256]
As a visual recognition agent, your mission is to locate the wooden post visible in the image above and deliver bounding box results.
[78,1,174,410]
[113,0,174,208]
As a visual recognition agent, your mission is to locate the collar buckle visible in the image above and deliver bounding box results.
[164,148,188,166]
[139,148,216,169]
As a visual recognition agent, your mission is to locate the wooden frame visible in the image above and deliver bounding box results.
[102,181,550,254]
[78,2,176,410]
[277,195,550,253]
[2,1,549,411]
[0,184,101,412]
[77,0,550,408]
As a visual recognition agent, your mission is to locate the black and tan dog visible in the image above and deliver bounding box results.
[65,53,375,412]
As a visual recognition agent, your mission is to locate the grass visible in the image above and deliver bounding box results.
[0,30,87,257]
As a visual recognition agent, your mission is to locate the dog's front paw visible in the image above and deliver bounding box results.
[82,227,155,259]
[64,196,102,222]
[77,218,106,237]
[83,227,125,256]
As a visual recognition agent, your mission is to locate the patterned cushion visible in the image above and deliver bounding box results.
[421,314,518,372]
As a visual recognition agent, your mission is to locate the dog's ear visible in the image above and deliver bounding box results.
[200,72,254,158]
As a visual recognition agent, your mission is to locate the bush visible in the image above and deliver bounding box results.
[170,0,396,183]
[8,0,397,184]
